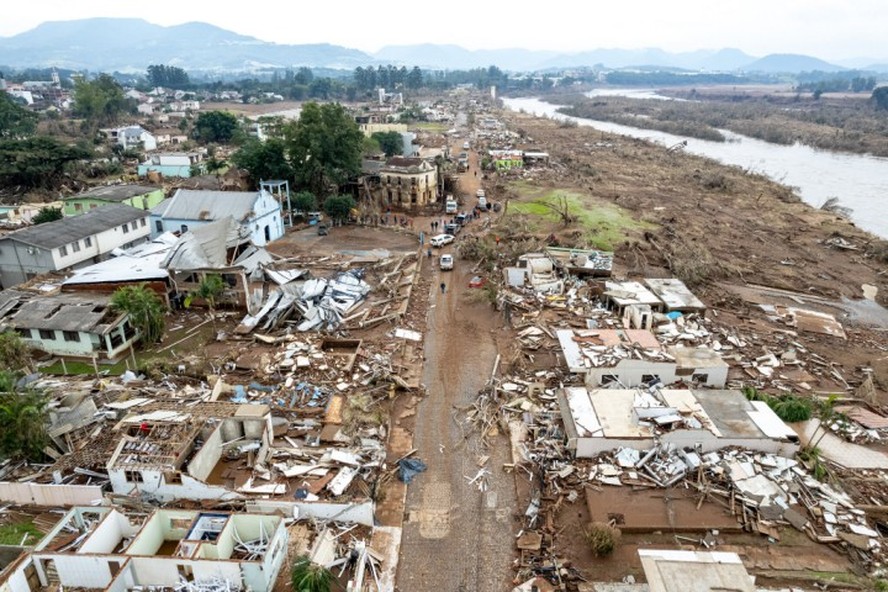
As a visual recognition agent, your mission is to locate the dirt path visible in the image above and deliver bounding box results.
[396,117,517,591]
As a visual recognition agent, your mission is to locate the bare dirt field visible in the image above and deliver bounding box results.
[267,225,420,259]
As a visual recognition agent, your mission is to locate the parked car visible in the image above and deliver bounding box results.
[439,254,454,270]
[468,275,486,288]
[430,233,455,248]
[317,223,329,236]
[455,213,468,226]
[444,223,459,235]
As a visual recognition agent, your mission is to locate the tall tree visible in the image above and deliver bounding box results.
[147,64,190,88]
[73,74,132,126]
[873,87,888,111]
[406,66,424,90]
[284,102,363,197]
[231,137,292,187]
[0,93,38,139]
[371,131,404,157]
[193,110,240,144]
[323,195,356,224]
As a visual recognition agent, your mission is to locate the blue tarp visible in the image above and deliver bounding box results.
[397,458,427,484]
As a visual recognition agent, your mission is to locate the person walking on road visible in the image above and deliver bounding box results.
[440,282,446,294]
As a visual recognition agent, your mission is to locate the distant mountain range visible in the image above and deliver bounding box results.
[1,18,884,74]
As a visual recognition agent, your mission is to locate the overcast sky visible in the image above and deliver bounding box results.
[3,0,886,62]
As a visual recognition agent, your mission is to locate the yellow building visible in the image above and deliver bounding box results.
[378,157,438,207]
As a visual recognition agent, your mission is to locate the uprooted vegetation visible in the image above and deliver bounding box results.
[554,93,888,157]
[499,110,888,305]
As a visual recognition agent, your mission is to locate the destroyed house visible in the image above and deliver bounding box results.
[557,328,728,388]
[2,507,287,592]
[107,405,272,502]
[61,238,173,301]
[151,189,283,246]
[644,278,706,315]
[559,387,799,458]
[545,246,613,277]
[0,291,139,360]
[602,280,663,315]
[639,549,755,592]
[160,217,274,311]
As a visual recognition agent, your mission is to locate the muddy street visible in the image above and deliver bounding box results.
[397,144,517,589]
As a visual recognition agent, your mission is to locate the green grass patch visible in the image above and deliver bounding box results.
[507,182,652,250]
[0,520,43,545]
[39,359,128,376]
[412,122,448,133]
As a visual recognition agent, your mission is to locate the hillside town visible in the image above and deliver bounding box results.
[0,61,887,592]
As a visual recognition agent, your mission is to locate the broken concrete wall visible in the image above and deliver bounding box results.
[586,359,678,388]
[0,482,103,506]
[660,430,799,457]
[0,555,34,592]
[624,304,654,330]
[245,500,375,526]
[241,521,287,592]
[33,554,117,589]
[104,560,135,592]
[188,424,224,482]
[575,437,657,458]
[78,511,135,554]
[108,465,240,502]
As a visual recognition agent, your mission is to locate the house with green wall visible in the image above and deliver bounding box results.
[489,149,525,171]
[63,184,164,216]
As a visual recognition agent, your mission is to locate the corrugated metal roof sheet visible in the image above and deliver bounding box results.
[161,216,246,270]
[4,204,147,249]
[158,189,263,222]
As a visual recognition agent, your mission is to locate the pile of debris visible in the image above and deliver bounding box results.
[577,444,884,566]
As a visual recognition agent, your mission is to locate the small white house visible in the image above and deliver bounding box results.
[113,125,157,151]
[150,189,284,246]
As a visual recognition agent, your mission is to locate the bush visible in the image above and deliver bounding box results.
[0,332,31,374]
[0,390,49,461]
[586,522,621,557]
[769,395,813,422]
[291,556,332,592]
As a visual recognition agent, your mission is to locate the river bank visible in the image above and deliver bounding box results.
[551,90,888,158]
[492,107,887,308]
[504,97,888,238]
